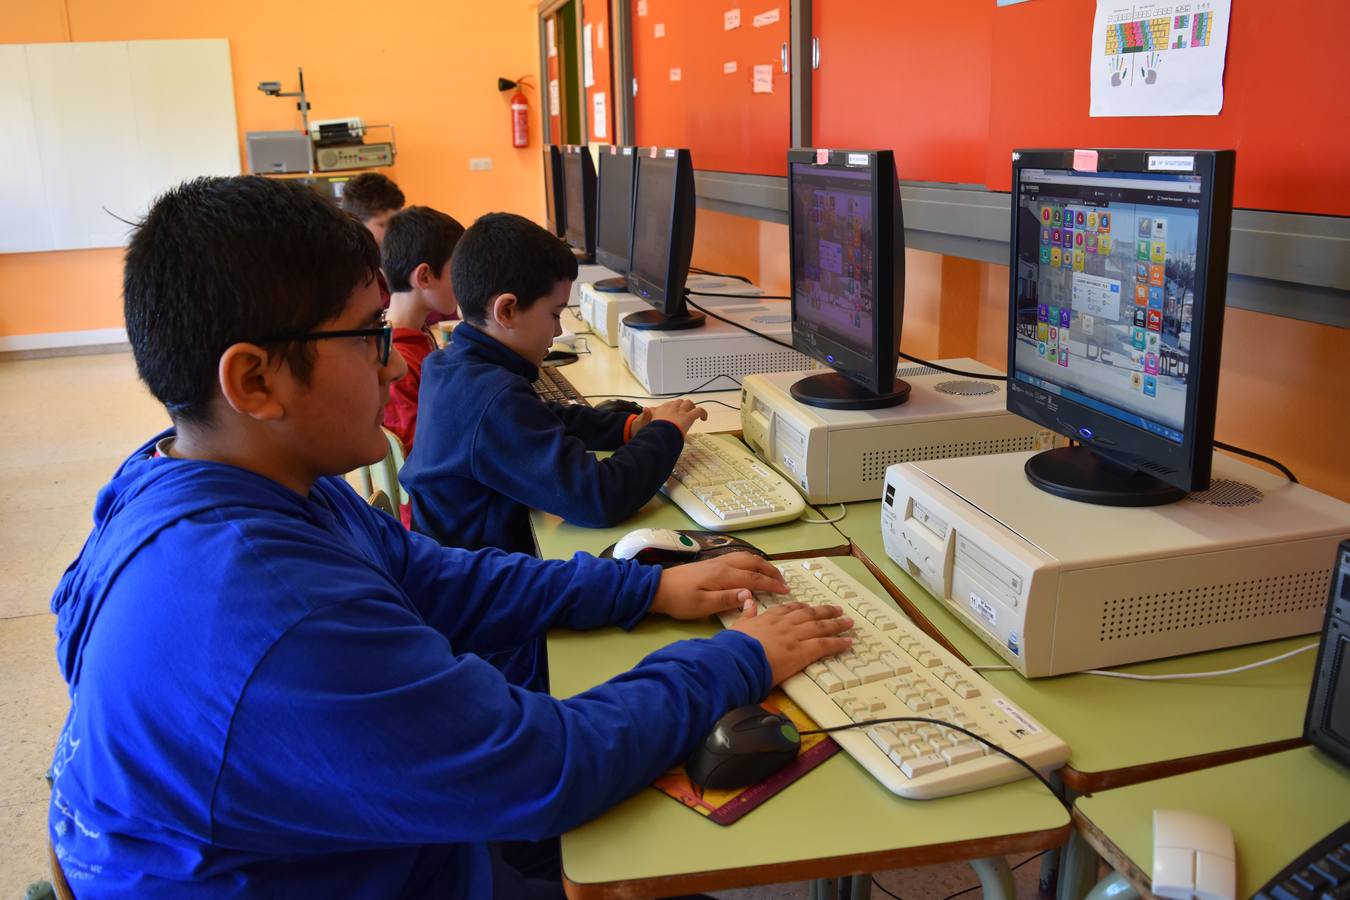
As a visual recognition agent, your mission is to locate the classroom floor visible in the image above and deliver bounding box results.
[0,351,1047,898]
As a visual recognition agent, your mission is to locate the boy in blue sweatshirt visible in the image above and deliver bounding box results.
[401,212,705,558]
[47,176,852,899]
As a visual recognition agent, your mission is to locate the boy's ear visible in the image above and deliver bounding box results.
[218,343,288,422]
[488,293,520,328]
[412,261,433,289]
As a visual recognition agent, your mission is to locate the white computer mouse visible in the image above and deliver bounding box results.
[553,326,579,348]
[612,528,701,564]
[1152,808,1237,900]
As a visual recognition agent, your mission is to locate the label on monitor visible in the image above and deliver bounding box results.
[664,148,677,158]
[1148,154,1195,173]
[846,152,868,167]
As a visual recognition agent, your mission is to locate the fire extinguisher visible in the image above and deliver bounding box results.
[499,76,534,148]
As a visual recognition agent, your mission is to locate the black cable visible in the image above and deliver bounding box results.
[1213,440,1297,483]
[583,373,743,403]
[798,716,1070,812]
[897,351,1008,382]
[937,850,1050,900]
[872,877,904,900]
[688,266,753,284]
[686,289,791,300]
[684,298,799,352]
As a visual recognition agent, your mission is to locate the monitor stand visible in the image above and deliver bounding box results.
[621,309,706,331]
[592,276,628,292]
[791,372,910,411]
[1024,445,1187,507]
[570,248,595,264]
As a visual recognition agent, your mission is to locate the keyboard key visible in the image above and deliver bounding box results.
[1313,861,1347,887]
[941,744,984,765]
[901,754,947,778]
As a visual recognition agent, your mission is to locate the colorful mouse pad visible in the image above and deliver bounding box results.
[653,691,839,825]
[598,530,768,566]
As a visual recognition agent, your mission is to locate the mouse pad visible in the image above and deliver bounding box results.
[652,691,840,826]
[598,531,768,567]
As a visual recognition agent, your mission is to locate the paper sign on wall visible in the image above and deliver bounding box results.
[637,0,647,15]
[592,92,607,139]
[597,23,606,49]
[753,8,780,27]
[583,23,595,87]
[723,61,738,74]
[549,79,560,116]
[654,22,665,38]
[546,19,556,57]
[1090,0,1232,117]
[752,63,773,93]
[724,8,741,29]
[669,67,681,82]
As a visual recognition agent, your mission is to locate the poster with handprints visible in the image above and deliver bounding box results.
[1090,0,1231,117]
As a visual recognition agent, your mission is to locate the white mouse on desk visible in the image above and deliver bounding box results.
[1152,808,1237,900]
[612,528,702,565]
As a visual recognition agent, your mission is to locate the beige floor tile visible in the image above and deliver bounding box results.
[0,798,54,896]
[0,615,68,811]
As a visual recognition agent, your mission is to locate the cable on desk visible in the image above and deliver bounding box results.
[686,289,791,300]
[934,850,1051,900]
[1213,440,1298,483]
[798,503,847,525]
[684,297,798,352]
[688,266,753,284]
[796,716,1071,812]
[582,373,743,404]
[969,642,1320,681]
[896,351,1009,382]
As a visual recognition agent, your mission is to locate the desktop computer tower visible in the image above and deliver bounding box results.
[619,300,817,395]
[740,360,1057,505]
[579,276,765,347]
[879,451,1350,677]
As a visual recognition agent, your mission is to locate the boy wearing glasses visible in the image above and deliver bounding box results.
[47,176,851,899]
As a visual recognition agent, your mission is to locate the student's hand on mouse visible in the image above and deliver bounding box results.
[731,602,853,686]
[648,552,789,619]
[642,398,707,436]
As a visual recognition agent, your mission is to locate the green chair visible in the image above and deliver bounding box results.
[368,427,407,511]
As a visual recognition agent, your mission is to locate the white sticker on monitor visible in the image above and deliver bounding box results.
[1148,155,1195,172]
[664,148,677,158]
[846,152,868,167]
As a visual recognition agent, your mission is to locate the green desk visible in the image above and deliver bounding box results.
[549,556,1072,899]
[1074,747,1350,899]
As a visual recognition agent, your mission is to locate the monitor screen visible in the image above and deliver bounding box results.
[1006,149,1235,503]
[1013,168,1203,442]
[542,145,564,237]
[596,146,637,274]
[626,148,695,319]
[562,146,595,255]
[792,165,877,362]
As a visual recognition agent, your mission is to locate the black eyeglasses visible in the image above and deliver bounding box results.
[266,312,393,366]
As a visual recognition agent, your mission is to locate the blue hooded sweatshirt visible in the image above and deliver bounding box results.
[401,323,686,557]
[48,433,771,898]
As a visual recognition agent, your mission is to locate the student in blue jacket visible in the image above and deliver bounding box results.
[401,212,704,560]
[48,176,852,899]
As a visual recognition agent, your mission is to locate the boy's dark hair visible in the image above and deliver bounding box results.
[381,207,467,292]
[124,175,381,426]
[339,173,405,221]
[451,212,579,325]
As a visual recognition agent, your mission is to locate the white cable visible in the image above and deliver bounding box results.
[799,503,847,525]
[971,643,1319,681]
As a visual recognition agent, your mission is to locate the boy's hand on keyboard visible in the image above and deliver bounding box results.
[648,552,790,619]
[642,398,707,436]
[732,602,854,687]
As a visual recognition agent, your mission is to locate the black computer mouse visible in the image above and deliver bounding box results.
[594,398,645,415]
[541,348,579,367]
[685,705,802,791]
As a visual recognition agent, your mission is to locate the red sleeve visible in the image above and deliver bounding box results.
[382,334,434,453]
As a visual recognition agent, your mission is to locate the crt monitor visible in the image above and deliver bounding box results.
[542,145,565,238]
[787,148,906,410]
[623,147,701,331]
[562,145,597,261]
[593,145,638,292]
[1007,148,1235,506]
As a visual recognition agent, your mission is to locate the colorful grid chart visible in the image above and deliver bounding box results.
[1192,11,1212,47]
[1105,16,1171,54]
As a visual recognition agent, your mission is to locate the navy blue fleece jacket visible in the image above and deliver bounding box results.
[47,432,770,899]
[400,322,685,557]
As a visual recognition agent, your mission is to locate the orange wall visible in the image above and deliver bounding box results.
[0,0,545,337]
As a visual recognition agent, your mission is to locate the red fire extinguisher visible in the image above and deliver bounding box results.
[500,76,534,148]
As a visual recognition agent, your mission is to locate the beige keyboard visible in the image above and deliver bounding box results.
[720,556,1070,799]
[662,433,806,531]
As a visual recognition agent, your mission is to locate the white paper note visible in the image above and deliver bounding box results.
[669,67,681,82]
[546,19,556,57]
[592,92,607,139]
[549,78,560,117]
[723,61,738,74]
[753,7,780,27]
[583,23,595,87]
[1090,0,1232,117]
[654,22,665,38]
[597,22,606,49]
[724,8,741,29]
[637,0,647,15]
[752,63,773,93]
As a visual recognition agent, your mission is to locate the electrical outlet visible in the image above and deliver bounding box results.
[468,157,493,171]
